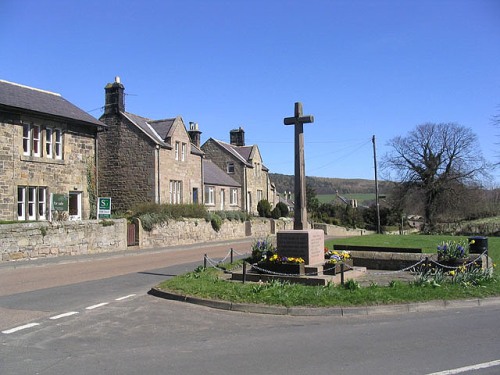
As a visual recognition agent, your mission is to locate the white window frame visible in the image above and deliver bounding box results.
[32,125,41,157]
[54,128,63,159]
[27,187,37,220]
[169,180,182,204]
[22,123,41,157]
[257,189,263,203]
[230,188,238,205]
[23,124,31,156]
[18,186,47,221]
[227,162,235,174]
[205,186,215,205]
[181,142,186,161]
[38,187,47,220]
[45,127,53,158]
[17,187,26,220]
[175,141,180,161]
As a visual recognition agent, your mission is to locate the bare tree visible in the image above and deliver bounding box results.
[383,123,490,230]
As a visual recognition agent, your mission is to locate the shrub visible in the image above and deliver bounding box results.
[257,200,272,218]
[271,206,281,219]
[130,203,208,231]
[208,213,223,232]
[275,202,289,217]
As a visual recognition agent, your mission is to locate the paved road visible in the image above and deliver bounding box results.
[1,239,500,375]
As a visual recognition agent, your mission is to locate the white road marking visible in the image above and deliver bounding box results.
[3,295,135,334]
[85,302,109,310]
[2,323,40,334]
[115,294,136,301]
[427,359,500,374]
[49,312,79,320]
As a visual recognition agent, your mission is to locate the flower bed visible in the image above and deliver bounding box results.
[323,259,354,275]
[254,262,305,275]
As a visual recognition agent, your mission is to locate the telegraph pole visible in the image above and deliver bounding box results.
[372,135,381,234]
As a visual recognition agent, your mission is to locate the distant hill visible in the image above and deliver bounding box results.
[270,173,393,195]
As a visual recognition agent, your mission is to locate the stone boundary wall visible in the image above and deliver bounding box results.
[1,220,127,261]
[313,223,374,237]
[0,218,297,262]
[138,218,294,248]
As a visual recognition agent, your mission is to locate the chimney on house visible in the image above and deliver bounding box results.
[230,127,245,146]
[104,76,125,115]
[188,122,202,148]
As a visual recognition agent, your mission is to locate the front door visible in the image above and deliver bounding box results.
[220,189,225,210]
[69,191,82,220]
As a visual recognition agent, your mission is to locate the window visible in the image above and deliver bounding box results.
[205,186,215,205]
[230,188,238,205]
[169,180,182,204]
[227,162,235,174]
[45,128,53,158]
[181,143,186,161]
[24,123,63,159]
[54,129,62,159]
[175,141,180,160]
[17,186,46,221]
[38,188,47,220]
[17,188,26,220]
[23,123,40,157]
[257,189,263,203]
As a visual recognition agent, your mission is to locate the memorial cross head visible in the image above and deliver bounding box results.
[283,102,314,128]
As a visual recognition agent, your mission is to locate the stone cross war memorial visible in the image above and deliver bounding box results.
[279,102,324,266]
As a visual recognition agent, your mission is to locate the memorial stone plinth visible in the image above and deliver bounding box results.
[277,229,325,266]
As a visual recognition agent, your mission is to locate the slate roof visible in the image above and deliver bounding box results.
[203,160,241,187]
[122,112,203,156]
[0,79,104,127]
[208,138,269,171]
[122,111,168,147]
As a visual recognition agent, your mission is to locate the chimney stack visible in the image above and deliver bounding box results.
[104,76,125,115]
[188,122,202,148]
[230,127,245,146]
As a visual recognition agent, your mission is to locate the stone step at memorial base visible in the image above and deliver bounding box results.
[230,266,367,286]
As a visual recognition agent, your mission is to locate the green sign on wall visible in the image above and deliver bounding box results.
[52,194,69,211]
[98,197,112,219]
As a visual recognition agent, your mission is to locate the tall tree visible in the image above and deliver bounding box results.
[383,123,489,230]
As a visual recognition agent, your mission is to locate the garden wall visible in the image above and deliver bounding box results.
[0,217,296,262]
[313,223,374,237]
[138,217,294,248]
[1,220,127,261]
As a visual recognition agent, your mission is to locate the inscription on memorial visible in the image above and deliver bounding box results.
[277,229,325,265]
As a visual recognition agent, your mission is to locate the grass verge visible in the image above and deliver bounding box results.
[156,234,499,308]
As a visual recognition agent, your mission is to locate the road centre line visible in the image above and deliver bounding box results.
[3,294,135,334]
[426,359,500,375]
[49,311,79,320]
[2,323,40,334]
[86,302,109,310]
[115,294,136,301]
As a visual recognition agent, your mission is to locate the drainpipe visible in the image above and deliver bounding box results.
[156,144,160,204]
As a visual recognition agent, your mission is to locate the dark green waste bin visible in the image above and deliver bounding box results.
[468,236,488,254]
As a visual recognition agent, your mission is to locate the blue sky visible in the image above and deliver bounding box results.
[1,0,499,185]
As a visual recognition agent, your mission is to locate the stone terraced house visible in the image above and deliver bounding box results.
[203,159,242,212]
[97,77,204,213]
[0,79,106,221]
[201,128,277,215]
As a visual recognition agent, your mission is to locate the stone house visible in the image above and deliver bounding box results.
[203,159,241,212]
[0,79,105,221]
[201,128,277,215]
[98,77,204,213]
